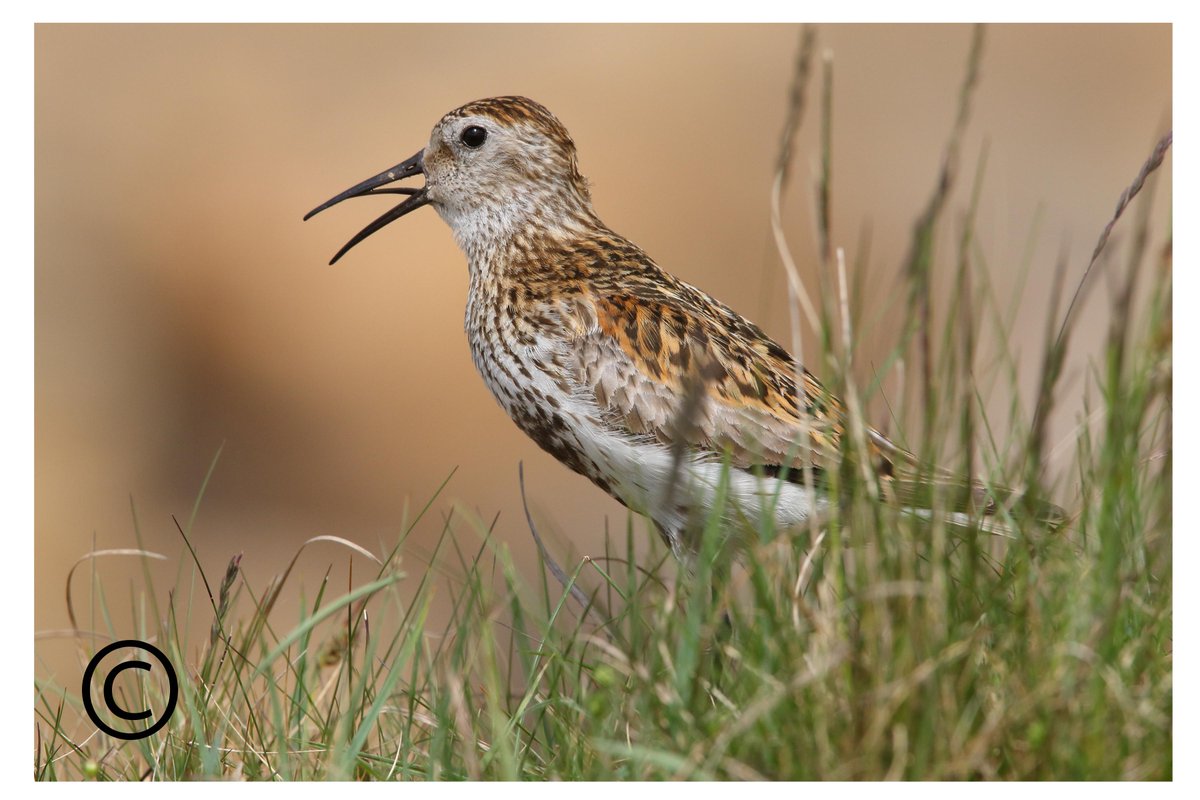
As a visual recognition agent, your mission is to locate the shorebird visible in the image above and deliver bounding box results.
[305,96,1059,561]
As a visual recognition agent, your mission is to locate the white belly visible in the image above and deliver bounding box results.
[468,309,828,556]
[554,391,829,557]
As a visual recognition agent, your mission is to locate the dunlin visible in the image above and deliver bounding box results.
[306,96,1059,560]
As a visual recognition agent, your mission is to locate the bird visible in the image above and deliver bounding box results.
[304,96,1061,562]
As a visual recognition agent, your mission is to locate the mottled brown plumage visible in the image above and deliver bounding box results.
[306,96,1061,559]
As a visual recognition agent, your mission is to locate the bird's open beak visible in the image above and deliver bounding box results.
[303,149,429,264]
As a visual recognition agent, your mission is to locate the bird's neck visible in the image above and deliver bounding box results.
[440,190,602,278]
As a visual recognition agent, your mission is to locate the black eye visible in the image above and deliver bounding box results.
[460,125,488,149]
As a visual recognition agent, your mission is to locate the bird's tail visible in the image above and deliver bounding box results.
[886,473,1068,536]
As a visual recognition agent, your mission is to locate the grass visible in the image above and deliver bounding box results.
[34,26,1171,780]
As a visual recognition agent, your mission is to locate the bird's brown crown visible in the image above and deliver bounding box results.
[445,96,575,150]
[437,96,591,205]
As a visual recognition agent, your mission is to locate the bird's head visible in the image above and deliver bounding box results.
[305,96,593,264]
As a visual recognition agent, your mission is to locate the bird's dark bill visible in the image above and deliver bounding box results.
[304,148,428,264]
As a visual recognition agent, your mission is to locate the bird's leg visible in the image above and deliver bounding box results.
[711,551,734,671]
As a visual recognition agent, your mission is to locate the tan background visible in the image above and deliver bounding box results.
[36,25,1171,669]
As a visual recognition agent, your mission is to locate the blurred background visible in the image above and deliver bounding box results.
[36,25,1171,673]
